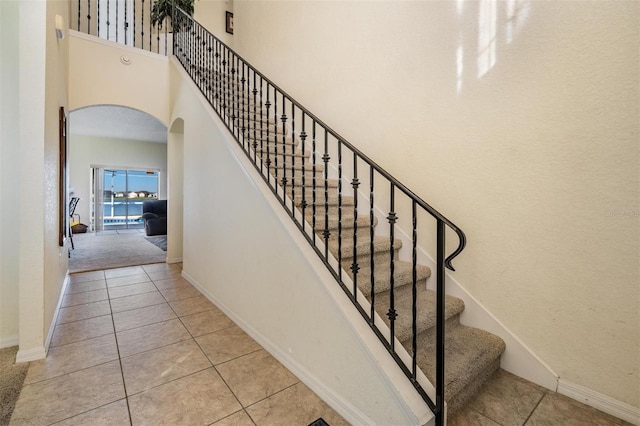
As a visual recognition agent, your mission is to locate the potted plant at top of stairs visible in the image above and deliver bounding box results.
[151,0,195,29]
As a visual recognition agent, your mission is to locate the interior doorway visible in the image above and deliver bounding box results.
[91,167,159,231]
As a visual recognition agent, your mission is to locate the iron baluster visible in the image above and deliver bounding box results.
[280,94,288,207]
[300,114,307,233]
[106,0,109,40]
[387,183,397,350]
[351,154,359,300]
[412,200,418,379]
[436,220,446,426]
[88,0,91,34]
[369,165,376,323]
[290,104,296,214]
[311,121,317,245]
[265,84,272,186]
[322,130,330,260]
[337,140,343,282]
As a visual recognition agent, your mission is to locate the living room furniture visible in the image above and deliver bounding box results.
[141,200,167,236]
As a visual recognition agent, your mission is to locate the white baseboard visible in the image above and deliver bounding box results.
[182,270,376,426]
[166,257,183,264]
[0,335,19,349]
[16,346,46,363]
[558,379,640,425]
[44,272,70,354]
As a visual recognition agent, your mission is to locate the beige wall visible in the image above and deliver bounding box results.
[232,0,639,408]
[69,134,168,231]
[69,31,170,125]
[194,0,234,47]
[0,0,20,348]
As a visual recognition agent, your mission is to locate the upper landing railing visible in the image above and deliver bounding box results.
[72,0,173,54]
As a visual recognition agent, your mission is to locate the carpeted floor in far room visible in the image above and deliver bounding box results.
[68,230,167,273]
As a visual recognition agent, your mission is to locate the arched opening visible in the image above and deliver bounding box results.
[68,105,169,271]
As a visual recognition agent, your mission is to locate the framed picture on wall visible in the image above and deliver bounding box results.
[59,106,68,247]
[226,11,233,34]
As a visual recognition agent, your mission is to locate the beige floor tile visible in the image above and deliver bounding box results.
[146,268,183,281]
[109,291,167,314]
[211,410,255,426]
[54,399,130,425]
[196,324,262,365]
[142,263,180,273]
[116,318,191,358]
[57,300,111,324]
[169,295,217,317]
[152,276,191,290]
[525,393,625,426]
[128,368,241,426]
[112,303,176,332]
[246,382,348,426]
[180,307,235,337]
[69,270,105,284]
[467,369,545,425]
[158,283,202,302]
[62,288,109,307]
[107,273,152,288]
[10,361,124,425]
[51,315,114,347]
[216,349,299,407]
[104,265,146,279]
[66,279,107,294]
[108,281,158,299]
[25,334,118,384]
[121,339,212,395]
[448,406,501,426]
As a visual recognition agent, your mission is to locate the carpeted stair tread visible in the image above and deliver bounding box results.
[373,286,463,343]
[293,192,354,207]
[410,325,506,412]
[327,236,402,264]
[347,259,428,296]
[309,210,373,231]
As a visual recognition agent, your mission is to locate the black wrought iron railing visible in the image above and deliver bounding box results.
[72,0,172,54]
[172,9,466,425]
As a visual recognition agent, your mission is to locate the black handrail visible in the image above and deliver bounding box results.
[172,8,465,425]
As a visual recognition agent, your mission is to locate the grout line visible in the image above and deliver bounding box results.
[105,276,135,426]
[522,390,548,425]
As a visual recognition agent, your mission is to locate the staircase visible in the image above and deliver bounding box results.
[172,9,507,424]
[248,117,506,415]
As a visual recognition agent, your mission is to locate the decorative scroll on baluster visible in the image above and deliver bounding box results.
[387,183,397,350]
[351,155,360,300]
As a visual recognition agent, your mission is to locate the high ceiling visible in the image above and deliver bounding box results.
[70,105,167,143]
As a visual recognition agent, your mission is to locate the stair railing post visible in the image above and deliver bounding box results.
[436,219,446,426]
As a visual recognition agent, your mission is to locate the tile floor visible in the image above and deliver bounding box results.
[8,262,634,426]
[10,263,347,426]
[448,369,634,426]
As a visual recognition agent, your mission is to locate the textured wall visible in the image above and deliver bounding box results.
[0,0,20,348]
[232,0,639,407]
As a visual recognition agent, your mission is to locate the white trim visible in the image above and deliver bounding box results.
[16,346,46,363]
[44,273,70,353]
[0,336,19,349]
[183,270,377,426]
[166,257,183,264]
[445,276,560,391]
[557,380,640,425]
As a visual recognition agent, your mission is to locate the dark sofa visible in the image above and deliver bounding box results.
[141,200,167,236]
